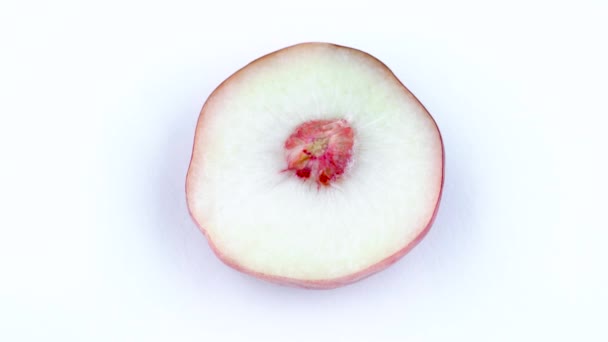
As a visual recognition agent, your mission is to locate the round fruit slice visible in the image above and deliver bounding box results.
[186,42,444,289]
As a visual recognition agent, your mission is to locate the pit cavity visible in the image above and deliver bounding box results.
[284,118,354,186]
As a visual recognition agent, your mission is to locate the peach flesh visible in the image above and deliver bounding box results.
[186,42,444,289]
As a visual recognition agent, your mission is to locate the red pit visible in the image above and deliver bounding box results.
[284,118,354,186]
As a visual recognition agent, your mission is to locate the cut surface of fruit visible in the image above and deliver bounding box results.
[186,42,444,289]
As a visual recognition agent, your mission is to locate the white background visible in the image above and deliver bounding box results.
[1,0,607,340]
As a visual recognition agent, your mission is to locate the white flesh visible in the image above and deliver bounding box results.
[187,44,443,281]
